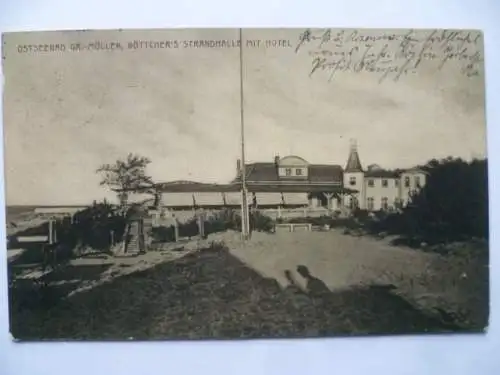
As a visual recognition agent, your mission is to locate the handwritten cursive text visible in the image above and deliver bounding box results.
[295,28,484,83]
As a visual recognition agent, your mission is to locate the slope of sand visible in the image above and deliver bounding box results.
[63,229,487,327]
[9,229,487,339]
[227,229,487,327]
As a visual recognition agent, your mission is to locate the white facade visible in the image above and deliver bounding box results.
[364,177,400,211]
[343,143,428,211]
[361,171,427,211]
[343,171,365,209]
[152,144,428,213]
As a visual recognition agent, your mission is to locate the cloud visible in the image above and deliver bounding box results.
[3,28,487,205]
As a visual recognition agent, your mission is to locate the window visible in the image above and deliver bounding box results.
[349,176,356,186]
[394,197,402,208]
[382,179,388,187]
[404,176,410,187]
[381,197,388,211]
[367,179,374,187]
[349,196,358,209]
[296,168,302,176]
[367,197,374,211]
[395,179,400,187]
[285,168,292,176]
[415,176,421,188]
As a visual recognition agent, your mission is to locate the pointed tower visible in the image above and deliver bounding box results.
[345,139,363,172]
[343,139,365,209]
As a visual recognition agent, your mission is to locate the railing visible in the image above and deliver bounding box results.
[275,223,313,232]
[148,207,346,223]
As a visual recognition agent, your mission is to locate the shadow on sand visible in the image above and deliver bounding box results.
[9,243,480,341]
[9,263,112,313]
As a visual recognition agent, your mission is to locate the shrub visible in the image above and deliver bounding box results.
[204,216,228,234]
[330,217,360,230]
[150,226,176,243]
[407,157,488,242]
[371,210,390,222]
[70,203,127,251]
[360,158,488,246]
[352,208,370,221]
[148,209,276,243]
[178,218,200,238]
[250,211,274,233]
[148,209,241,244]
[208,209,241,232]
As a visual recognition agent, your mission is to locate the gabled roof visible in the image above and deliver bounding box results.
[364,167,429,178]
[233,162,343,183]
[242,163,279,182]
[309,164,343,182]
[402,167,430,175]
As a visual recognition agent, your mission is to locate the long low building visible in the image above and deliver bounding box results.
[157,191,313,208]
[126,141,428,212]
[33,207,86,215]
[128,190,322,209]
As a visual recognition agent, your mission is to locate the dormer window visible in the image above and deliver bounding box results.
[349,176,356,186]
[277,156,310,178]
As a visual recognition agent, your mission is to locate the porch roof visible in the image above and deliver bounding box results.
[125,181,357,195]
[244,183,357,194]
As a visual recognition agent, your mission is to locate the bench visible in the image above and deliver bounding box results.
[16,235,49,243]
[274,223,312,233]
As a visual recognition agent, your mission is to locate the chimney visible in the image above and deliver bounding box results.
[236,159,241,178]
[274,155,280,166]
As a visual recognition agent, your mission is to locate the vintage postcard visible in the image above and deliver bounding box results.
[2,28,488,341]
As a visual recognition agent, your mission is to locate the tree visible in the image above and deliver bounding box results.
[404,157,488,242]
[145,185,162,208]
[96,153,154,212]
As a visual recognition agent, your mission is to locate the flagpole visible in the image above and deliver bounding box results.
[239,28,249,240]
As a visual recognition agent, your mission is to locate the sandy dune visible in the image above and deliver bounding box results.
[8,228,487,339]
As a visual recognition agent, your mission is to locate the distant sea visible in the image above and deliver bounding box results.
[6,205,88,222]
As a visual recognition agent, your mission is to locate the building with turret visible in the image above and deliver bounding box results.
[341,140,427,211]
[130,141,428,213]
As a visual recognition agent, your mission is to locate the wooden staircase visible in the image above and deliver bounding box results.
[126,225,140,253]
[124,219,151,254]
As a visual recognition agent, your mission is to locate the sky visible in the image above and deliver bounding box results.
[2,28,487,205]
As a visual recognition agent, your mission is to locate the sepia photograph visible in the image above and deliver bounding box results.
[2,27,489,341]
